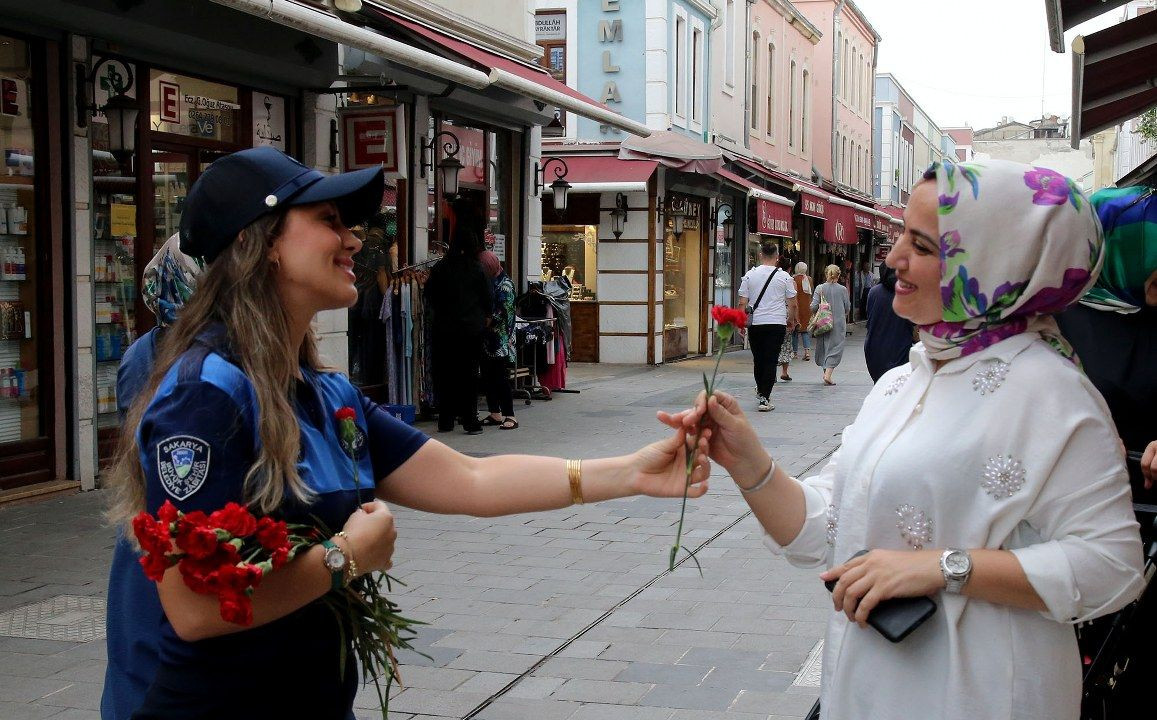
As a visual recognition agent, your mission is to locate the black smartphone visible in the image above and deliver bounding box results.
[825,549,937,643]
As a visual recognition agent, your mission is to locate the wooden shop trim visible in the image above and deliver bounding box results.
[646,178,656,365]
[599,269,648,275]
[599,332,649,337]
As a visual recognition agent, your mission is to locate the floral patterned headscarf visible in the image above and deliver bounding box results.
[1079,185,1156,314]
[142,234,203,327]
[920,158,1104,362]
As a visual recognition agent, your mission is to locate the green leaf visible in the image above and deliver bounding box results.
[681,546,704,578]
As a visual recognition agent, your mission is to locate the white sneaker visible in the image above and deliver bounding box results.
[757,396,771,412]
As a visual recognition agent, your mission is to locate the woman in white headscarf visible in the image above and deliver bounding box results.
[791,262,813,361]
[663,159,1144,720]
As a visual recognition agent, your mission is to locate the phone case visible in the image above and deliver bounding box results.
[825,550,938,643]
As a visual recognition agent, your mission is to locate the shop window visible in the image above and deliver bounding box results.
[0,35,39,444]
[149,70,240,143]
[663,196,703,360]
[541,225,596,301]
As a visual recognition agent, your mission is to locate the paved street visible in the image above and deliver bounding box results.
[0,332,874,720]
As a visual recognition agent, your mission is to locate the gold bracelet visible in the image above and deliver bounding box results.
[566,458,584,505]
[334,530,359,580]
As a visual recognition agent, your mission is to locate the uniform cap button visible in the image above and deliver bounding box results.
[264,194,278,207]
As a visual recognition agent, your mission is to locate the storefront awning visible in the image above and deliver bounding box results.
[1045,0,1132,53]
[620,131,723,173]
[375,7,652,137]
[716,169,793,205]
[1070,10,1157,147]
[715,168,793,238]
[211,0,651,137]
[541,155,658,194]
[794,183,828,219]
[829,196,876,231]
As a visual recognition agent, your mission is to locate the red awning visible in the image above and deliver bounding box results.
[872,214,890,235]
[798,187,828,219]
[540,154,657,194]
[824,201,857,245]
[754,199,793,237]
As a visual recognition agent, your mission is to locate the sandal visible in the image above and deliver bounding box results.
[780,374,792,381]
[481,416,504,426]
[500,417,519,430]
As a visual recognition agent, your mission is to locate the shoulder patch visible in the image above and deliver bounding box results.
[156,435,211,501]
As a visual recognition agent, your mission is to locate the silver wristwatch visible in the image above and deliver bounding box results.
[940,548,972,594]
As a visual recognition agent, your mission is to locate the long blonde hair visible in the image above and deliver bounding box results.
[107,213,321,530]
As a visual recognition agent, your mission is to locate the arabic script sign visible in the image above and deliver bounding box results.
[252,94,286,151]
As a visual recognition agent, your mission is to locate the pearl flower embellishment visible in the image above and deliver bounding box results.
[884,372,911,397]
[826,505,839,547]
[972,361,1010,396]
[981,455,1027,500]
[896,504,933,550]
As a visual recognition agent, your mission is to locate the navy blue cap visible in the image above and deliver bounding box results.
[179,146,385,262]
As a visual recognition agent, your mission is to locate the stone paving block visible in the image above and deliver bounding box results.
[550,678,653,704]
[472,696,583,720]
[598,642,689,664]
[637,612,718,631]
[699,666,795,692]
[677,647,771,670]
[556,640,609,658]
[386,688,490,716]
[566,704,675,720]
[613,661,710,685]
[35,680,100,710]
[730,688,820,716]
[447,650,540,673]
[0,651,88,680]
[709,617,791,636]
[583,626,666,644]
[390,665,474,690]
[0,700,62,720]
[668,710,769,720]
[533,657,629,681]
[786,621,828,637]
[0,675,73,704]
[395,645,463,668]
[637,684,741,711]
[654,629,740,649]
[456,671,519,694]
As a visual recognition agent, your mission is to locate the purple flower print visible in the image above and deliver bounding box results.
[938,192,960,214]
[1024,167,1073,206]
[1017,267,1092,315]
[940,230,965,258]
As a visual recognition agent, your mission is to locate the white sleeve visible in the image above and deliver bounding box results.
[738,271,750,299]
[1009,414,1144,624]
[784,274,797,298]
[763,448,840,568]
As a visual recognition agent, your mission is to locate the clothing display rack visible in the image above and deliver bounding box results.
[513,317,556,402]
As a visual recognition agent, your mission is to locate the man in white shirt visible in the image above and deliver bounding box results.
[738,243,797,411]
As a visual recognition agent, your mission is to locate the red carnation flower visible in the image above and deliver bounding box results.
[138,550,172,582]
[208,503,257,539]
[335,406,357,422]
[711,305,747,329]
[255,517,290,553]
[219,593,253,626]
[175,519,220,560]
[157,500,180,527]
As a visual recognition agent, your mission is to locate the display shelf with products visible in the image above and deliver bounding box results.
[0,194,39,444]
[92,185,138,430]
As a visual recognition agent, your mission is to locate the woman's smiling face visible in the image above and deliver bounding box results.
[269,201,363,317]
[886,180,944,325]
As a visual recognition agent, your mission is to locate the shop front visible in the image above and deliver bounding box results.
[660,192,707,361]
[0,30,66,494]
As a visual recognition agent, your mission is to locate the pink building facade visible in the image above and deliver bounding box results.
[795,0,879,199]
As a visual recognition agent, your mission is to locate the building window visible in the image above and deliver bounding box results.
[788,60,796,148]
[675,15,686,118]
[725,0,735,86]
[835,31,842,98]
[766,43,775,137]
[692,26,702,123]
[842,137,848,183]
[801,69,810,153]
[750,32,760,131]
[843,39,850,100]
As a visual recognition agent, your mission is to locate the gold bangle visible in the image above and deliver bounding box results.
[566,458,584,505]
[334,530,359,580]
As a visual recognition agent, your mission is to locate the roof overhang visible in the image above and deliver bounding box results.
[1045,0,1133,53]
[1070,10,1157,148]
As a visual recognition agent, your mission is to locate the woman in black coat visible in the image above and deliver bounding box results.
[863,262,915,382]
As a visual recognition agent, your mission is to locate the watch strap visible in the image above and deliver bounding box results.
[940,548,971,594]
[321,539,346,592]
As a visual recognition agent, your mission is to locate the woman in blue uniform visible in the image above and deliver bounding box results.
[102,147,710,720]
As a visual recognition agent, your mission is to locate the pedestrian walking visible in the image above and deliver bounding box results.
[426,201,491,435]
[863,261,914,382]
[663,158,1143,720]
[812,265,850,385]
[738,242,797,411]
[103,147,710,720]
[792,262,813,361]
[478,250,518,430]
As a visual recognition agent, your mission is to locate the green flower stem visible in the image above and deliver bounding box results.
[668,332,728,572]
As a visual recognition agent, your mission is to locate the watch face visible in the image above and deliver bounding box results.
[945,552,970,575]
[324,546,347,572]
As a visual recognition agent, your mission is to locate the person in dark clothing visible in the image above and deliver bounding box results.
[863,261,915,382]
[425,201,492,434]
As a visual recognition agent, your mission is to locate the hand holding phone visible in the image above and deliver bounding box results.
[825,549,937,643]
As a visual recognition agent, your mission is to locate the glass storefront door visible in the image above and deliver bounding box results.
[662,195,704,361]
[0,34,46,484]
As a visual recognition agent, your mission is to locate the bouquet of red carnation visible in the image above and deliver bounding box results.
[132,500,424,717]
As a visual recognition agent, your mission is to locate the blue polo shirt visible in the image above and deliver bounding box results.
[101,329,427,719]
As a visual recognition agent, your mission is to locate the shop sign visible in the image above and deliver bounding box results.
[852,207,874,230]
[252,93,286,150]
[110,203,136,237]
[535,13,566,41]
[873,215,890,235]
[158,81,180,124]
[92,58,137,124]
[798,189,826,218]
[341,106,406,177]
[824,202,857,245]
[755,198,792,237]
[445,124,486,189]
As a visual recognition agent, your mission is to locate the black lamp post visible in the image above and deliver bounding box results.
[712,201,735,245]
[534,157,571,213]
[610,192,629,239]
[421,130,464,200]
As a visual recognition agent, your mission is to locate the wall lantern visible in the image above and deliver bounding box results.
[658,195,689,237]
[609,192,629,239]
[534,157,571,213]
[712,201,735,245]
[421,130,464,200]
[76,56,140,158]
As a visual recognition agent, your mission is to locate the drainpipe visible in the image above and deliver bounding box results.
[831,0,846,185]
[744,0,754,149]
